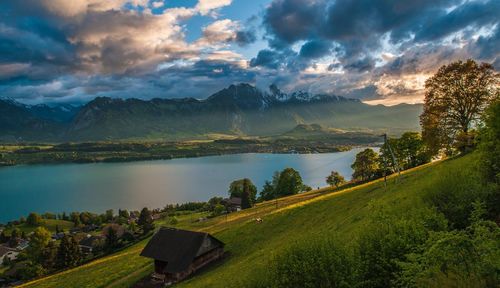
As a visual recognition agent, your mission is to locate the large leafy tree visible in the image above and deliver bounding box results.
[479,99,500,183]
[27,212,42,226]
[56,235,82,268]
[275,168,304,197]
[138,207,154,234]
[380,132,430,171]
[352,149,380,182]
[420,59,498,154]
[241,179,252,209]
[326,171,346,188]
[228,178,257,204]
[27,227,51,262]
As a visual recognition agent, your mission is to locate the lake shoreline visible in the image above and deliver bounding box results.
[0,148,376,223]
[0,139,380,167]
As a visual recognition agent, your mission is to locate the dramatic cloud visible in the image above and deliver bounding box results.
[0,0,498,105]
[252,0,500,104]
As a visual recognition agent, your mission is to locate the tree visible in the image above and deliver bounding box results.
[0,230,8,243]
[420,59,498,154]
[9,228,21,247]
[27,227,51,262]
[118,209,130,219]
[41,241,58,270]
[326,171,346,188]
[259,180,276,201]
[352,149,380,182]
[105,209,114,222]
[70,212,81,227]
[212,204,226,216]
[479,99,500,184]
[56,235,82,268]
[104,225,119,250]
[27,212,42,226]
[138,207,154,235]
[207,197,223,211]
[228,178,257,204]
[241,179,252,209]
[275,168,304,197]
[380,132,431,171]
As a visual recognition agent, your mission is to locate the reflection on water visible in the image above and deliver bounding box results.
[0,148,374,222]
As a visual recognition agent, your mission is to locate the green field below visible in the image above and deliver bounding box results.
[20,155,474,288]
[3,219,74,236]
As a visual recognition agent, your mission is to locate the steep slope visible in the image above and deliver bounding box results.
[19,155,473,288]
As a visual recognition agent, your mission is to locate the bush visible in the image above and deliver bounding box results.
[251,237,355,288]
[399,211,500,288]
[423,155,497,229]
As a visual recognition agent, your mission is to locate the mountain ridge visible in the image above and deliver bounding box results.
[0,83,422,142]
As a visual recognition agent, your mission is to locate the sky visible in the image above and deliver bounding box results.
[0,0,498,105]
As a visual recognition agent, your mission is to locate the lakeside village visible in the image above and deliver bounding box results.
[0,131,432,286]
[0,133,430,286]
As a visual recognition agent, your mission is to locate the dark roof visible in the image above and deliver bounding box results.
[79,235,105,248]
[0,246,15,257]
[140,228,224,273]
[227,197,242,206]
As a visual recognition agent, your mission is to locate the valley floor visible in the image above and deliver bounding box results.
[19,157,461,288]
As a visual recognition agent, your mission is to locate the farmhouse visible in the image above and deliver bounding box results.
[224,197,242,212]
[0,246,18,265]
[79,235,105,254]
[140,228,224,284]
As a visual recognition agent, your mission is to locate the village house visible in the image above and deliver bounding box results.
[78,235,105,254]
[15,240,29,251]
[224,197,242,212]
[0,246,18,265]
[51,232,65,240]
[140,228,224,284]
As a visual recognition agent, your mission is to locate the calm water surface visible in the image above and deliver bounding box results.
[0,148,374,222]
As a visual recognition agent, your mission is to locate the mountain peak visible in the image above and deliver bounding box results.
[207,83,271,109]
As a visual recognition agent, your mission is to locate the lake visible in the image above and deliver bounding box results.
[0,148,374,223]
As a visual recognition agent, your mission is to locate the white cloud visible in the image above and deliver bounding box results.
[152,1,164,8]
[195,0,232,16]
[199,19,240,44]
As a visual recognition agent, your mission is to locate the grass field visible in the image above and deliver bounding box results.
[19,156,462,288]
[3,219,74,236]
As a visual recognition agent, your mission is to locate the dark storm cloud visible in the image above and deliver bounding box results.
[235,30,257,46]
[299,40,332,59]
[251,0,499,102]
[250,50,284,69]
[260,0,499,65]
[415,0,500,42]
[263,0,326,45]
[0,59,257,104]
[343,56,375,73]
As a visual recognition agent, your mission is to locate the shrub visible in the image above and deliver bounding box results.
[253,237,355,288]
[422,155,496,229]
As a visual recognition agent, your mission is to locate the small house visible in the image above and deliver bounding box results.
[0,246,18,264]
[79,235,105,254]
[140,228,224,284]
[225,197,242,212]
[51,232,65,240]
[15,240,29,251]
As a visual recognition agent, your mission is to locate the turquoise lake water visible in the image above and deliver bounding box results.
[0,148,373,223]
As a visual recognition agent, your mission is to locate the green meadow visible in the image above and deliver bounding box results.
[19,153,497,288]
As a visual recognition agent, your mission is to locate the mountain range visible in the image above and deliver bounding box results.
[0,83,423,142]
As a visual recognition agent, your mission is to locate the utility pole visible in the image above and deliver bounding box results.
[382,133,401,183]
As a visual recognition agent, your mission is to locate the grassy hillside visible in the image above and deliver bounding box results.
[19,154,494,288]
[3,219,74,236]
